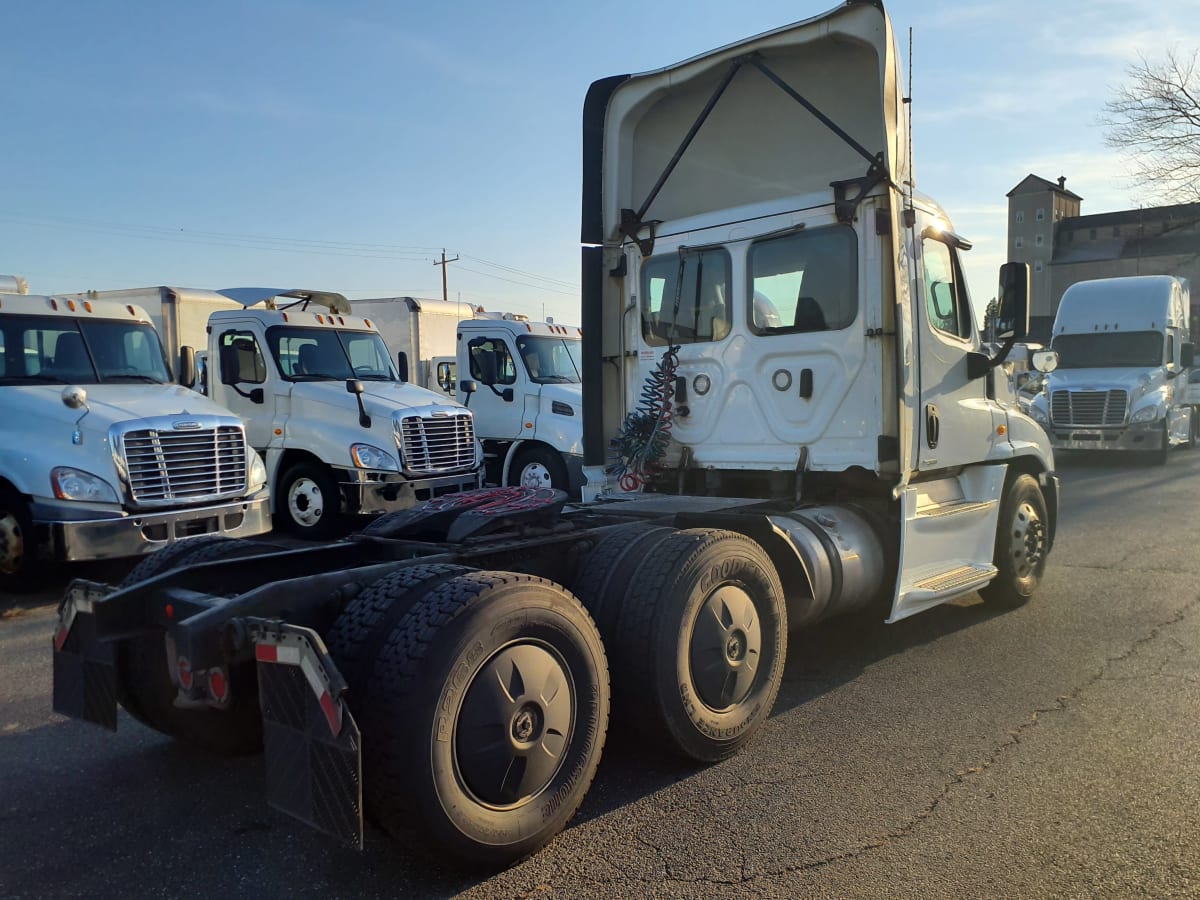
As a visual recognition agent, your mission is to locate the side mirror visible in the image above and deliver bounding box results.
[179,346,196,388]
[1182,343,1195,368]
[501,387,514,403]
[396,351,409,382]
[459,379,478,395]
[1031,350,1059,373]
[346,379,370,427]
[995,262,1031,340]
[61,386,88,410]
[249,388,265,404]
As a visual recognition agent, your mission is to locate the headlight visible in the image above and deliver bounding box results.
[51,467,119,503]
[1131,405,1160,423]
[351,443,399,471]
[248,450,267,491]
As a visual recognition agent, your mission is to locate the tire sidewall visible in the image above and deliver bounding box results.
[1003,474,1048,600]
[417,588,607,860]
[658,540,786,760]
[279,462,340,536]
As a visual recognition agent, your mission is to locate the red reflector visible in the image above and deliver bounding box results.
[53,625,69,652]
[164,604,174,620]
[178,656,193,690]
[209,668,228,702]
[255,644,278,663]
[319,691,340,735]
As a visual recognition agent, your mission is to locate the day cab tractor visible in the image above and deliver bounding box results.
[51,1,1058,866]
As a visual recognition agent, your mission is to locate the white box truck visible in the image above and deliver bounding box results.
[69,287,484,537]
[53,1,1062,865]
[0,287,269,591]
[352,296,481,394]
[1027,275,1194,463]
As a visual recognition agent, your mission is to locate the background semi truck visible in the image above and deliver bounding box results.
[1027,275,1194,463]
[52,1,1060,866]
[360,297,587,492]
[0,284,269,591]
[70,287,484,537]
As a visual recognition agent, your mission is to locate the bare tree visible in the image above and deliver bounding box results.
[1104,49,1200,203]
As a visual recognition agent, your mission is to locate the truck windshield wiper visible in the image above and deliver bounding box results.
[104,374,167,384]
[0,374,76,385]
[290,373,347,381]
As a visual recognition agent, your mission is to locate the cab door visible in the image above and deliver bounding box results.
[209,327,275,452]
[911,219,996,471]
[460,334,523,440]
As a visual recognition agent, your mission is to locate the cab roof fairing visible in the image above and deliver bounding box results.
[586,1,911,249]
[216,287,352,315]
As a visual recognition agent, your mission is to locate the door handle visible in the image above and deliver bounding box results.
[925,404,940,449]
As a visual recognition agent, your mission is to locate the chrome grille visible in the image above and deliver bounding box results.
[121,426,247,506]
[1050,389,1128,426]
[396,411,476,474]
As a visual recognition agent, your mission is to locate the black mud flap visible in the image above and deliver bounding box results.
[254,624,363,849]
[52,582,118,731]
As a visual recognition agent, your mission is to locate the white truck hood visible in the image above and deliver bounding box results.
[3,384,241,434]
[291,380,468,417]
[539,382,583,407]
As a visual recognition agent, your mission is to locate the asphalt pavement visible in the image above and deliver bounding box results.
[3,450,1200,898]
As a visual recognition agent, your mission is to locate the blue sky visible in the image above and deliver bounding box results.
[2,0,1189,323]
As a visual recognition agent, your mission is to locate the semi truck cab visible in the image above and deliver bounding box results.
[203,289,483,536]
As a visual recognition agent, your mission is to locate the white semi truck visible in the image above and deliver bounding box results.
[0,286,270,591]
[70,287,484,537]
[53,1,1060,866]
[1027,275,1194,463]
[360,297,586,492]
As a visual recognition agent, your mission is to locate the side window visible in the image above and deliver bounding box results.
[467,337,516,386]
[748,225,858,335]
[641,249,732,346]
[218,331,266,384]
[921,238,971,340]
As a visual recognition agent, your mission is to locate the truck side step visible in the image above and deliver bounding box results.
[915,499,994,519]
[890,563,997,622]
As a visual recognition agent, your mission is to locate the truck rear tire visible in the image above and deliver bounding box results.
[980,474,1049,609]
[612,528,786,763]
[364,571,609,864]
[569,523,674,639]
[277,461,342,539]
[508,445,569,492]
[0,486,42,593]
[116,536,270,755]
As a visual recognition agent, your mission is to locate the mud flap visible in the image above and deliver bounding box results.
[52,581,118,731]
[252,622,363,849]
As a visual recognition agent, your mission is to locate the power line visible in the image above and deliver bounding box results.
[459,254,578,289]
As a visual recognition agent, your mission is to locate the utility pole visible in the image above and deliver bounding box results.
[433,249,459,304]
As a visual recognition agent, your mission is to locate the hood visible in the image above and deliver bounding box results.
[539,382,583,409]
[1047,368,1161,393]
[290,380,468,417]
[1,383,242,434]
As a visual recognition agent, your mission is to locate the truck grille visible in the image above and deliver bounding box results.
[1050,389,1128,426]
[396,411,476,474]
[121,426,248,506]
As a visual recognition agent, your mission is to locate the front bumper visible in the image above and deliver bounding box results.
[338,467,484,516]
[1049,421,1162,452]
[38,495,272,562]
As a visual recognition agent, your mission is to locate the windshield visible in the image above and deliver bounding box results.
[1051,331,1164,369]
[267,327,399,382]
[515,335,581,384]
[0,314,171,385]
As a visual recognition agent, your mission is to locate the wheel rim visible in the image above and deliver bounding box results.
[688,584,763,711]
[454,640,575,809]
[287,477,325,527]
[1009,500,1046,579]
[519,462,553,489]
[0,508,24,575]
